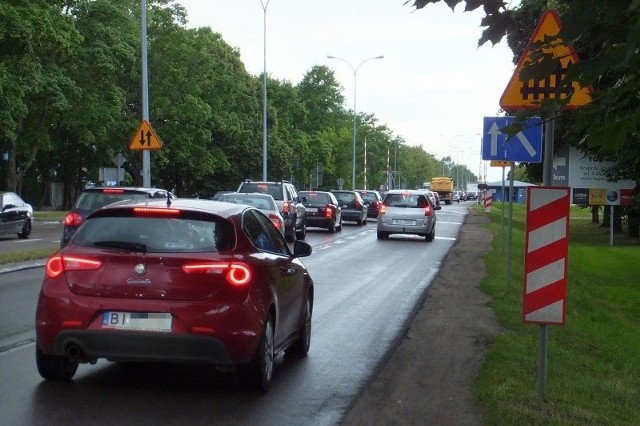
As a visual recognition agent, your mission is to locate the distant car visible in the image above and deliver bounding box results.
[467,191,478,201]
[35,198,314,392]
[299,190,342,233]
[357,190,384,218]
[422,190,442,210]
[452,191,461,203]
[218,192,285,236]
[61,186,175,247]
[0,191,33,239]
[377,189,437,241]
[331,190,368,225]
[237,180,306,243]
[211,190,235,200]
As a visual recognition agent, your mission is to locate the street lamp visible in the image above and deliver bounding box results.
[260,0,271,181]
[327,54,384,190]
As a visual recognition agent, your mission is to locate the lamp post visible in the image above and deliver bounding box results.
[260,0,271,181]
[327,54,384,190]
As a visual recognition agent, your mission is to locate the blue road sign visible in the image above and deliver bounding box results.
[482,116,543,163]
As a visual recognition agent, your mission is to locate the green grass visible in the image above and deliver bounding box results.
[0,211,65,266]
[474,202,640,425]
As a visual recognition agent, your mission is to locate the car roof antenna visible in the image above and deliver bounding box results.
[167,195,172,207]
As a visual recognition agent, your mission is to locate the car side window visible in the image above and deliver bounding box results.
[253,210,289,255]
[243,210,288,255]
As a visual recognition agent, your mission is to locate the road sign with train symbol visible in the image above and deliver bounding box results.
[482,116,543,163]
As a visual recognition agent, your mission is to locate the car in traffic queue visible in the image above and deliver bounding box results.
[357,190,383,219]
[35,198,314,392]
[217,192,285,237]
[330,190,368,226]
[298,190,342,233]
[377,189,437,241]
[237,180,307,243]
[0,191,33,239]
[61,186,175,247]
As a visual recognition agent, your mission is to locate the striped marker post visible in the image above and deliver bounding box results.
[483,190,492,213]
[523,186,570,397]
[523,187,569,324]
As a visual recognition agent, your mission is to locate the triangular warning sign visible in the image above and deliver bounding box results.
[499,9,592,111]
[129,120,163,150]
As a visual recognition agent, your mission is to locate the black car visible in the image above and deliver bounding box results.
[61,186,175,247]
[0,191,33,239]
[330,190,368,225]
[357,190,383,218]
[299,190,342,233]
[237,180,307,242]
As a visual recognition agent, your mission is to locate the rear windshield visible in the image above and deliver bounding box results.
[74,192,149,211]
[72,216,235,252]
[384,193,429,208]
[359,192,378,202]
[299,192,330,204]
[238,183,283,200]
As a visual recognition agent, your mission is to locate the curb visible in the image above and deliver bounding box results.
[0,260,47,274]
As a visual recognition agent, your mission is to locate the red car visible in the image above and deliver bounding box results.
[358,190,383,219]
[36,198,314,391]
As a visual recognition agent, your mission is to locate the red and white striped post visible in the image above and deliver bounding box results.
[483,190,492,212]
[523,186,570,395]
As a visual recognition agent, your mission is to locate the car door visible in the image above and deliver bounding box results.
[1,193,23,235]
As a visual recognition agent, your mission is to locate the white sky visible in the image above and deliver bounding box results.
[177,0,519,183]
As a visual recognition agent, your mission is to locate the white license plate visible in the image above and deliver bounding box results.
[102,312,172,332]
[306,207,318,213]
[393,219,416,225]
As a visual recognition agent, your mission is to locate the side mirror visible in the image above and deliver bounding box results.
[292,240,312,258]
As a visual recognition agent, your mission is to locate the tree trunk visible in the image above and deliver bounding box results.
[591,205,600,224]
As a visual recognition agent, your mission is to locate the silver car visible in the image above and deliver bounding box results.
[377,189,437,241]
[218,192,286,237]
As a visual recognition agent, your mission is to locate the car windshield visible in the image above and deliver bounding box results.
[74,192,148,210]
[72,216,235,252]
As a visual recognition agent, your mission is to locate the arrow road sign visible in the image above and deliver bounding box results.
[129,120,162,151]
[482,116,543,163]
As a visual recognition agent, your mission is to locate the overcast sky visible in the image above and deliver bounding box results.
[176,0,519,183]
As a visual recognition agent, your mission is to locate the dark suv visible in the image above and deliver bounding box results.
[61,186,175,247]
[237,180,307,242]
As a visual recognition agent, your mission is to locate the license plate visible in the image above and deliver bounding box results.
[305,207,318,213]
[393,219,416,225]
[102,312,172,332]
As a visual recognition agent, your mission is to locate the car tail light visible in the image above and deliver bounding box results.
[268,213,283,230]
[282,201,291,215]
[354,198,362,209]
[63,211,84,227]
[102,188,125,194]
[182,261,252,286]
[379,205,386,215]
[324,205,334,218]
[46,255,103,278]
[424,204,433,216]
[133,207,181,217]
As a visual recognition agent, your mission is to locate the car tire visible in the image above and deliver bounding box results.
[285,223,296,243]
[240,314,274,392]
[36,344,78,381]
[425,225,435,242]
[295,219,307,240]
[377,230,389,240]
[18,219,32,239]
[328,220,336,233]
[286,292,313,357]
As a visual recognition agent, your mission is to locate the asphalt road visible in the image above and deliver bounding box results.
[0,204,469,426]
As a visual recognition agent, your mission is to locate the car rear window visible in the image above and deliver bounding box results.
[72,216,235,252]
[359,192,378,202]
[74,192,149,211]
[385,194,428,208]
[300,192,329,204]
[238,183,283,200]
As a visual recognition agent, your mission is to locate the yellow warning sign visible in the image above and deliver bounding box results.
[499,9,592,111]
[129,120,163,150]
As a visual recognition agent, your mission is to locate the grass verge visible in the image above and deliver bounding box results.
[475,202,640,425]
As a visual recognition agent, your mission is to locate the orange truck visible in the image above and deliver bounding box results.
[430,177,454,205]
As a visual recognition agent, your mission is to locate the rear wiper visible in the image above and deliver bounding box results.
[94,241,148,252]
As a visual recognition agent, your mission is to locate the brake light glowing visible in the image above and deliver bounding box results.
[46,255,103,278]
[133,207,181,217]
[324,205,333,218]
[268,213,283,230]
[379,205,386,215]
[283,201,291,215]
[182,262,252,286]
[102,188,125,194]
[63,212,84,227]
[424,204,432,216]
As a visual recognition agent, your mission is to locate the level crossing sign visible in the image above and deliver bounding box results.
[500,9,592,111]
[482,116,543,163]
